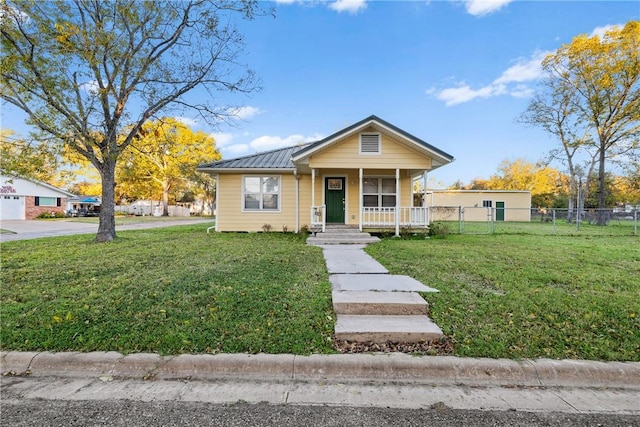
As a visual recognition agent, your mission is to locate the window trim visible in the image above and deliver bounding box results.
[242,175,281,212]
[359,132,381,155]
[35,196,59,207]
[482,200,492,208]
[362,176,396,208]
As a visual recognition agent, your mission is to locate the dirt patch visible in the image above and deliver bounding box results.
[334,337,453,355]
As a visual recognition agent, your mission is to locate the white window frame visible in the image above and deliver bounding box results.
[242,175,281,212]
[482,200,492,208]
[362,176,396,208]
[359,132,381,155]
[36,196,57,207]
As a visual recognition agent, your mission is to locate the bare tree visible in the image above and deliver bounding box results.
[520,81,595,220]
[1,0,263,241]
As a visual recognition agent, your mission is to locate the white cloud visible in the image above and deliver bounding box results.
[328,0,367,14]
[432,51,550,106]
[227,106,262,120]
[223,144,250,155]
[249,133,322,152]
[464,0,512,17]
[210,132,234,147]
[81,80,102,95]
[175,117,198,127]
[510,84,534,99]
[590,24,621,39]
[493,51,550,85]
[436,83,505,106]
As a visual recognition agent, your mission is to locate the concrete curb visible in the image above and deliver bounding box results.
[2,351,639,390]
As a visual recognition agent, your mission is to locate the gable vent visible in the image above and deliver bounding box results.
[360,133,380,154]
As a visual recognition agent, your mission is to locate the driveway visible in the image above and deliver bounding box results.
[0,219,213,242]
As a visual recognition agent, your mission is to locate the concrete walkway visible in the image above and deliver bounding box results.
[312,236,444,343]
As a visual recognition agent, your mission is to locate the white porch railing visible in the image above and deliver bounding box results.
[310,205,326,232]
[362,207,429,228]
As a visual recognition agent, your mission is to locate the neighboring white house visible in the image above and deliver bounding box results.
[0,175,75,220]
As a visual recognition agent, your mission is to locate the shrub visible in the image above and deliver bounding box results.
[261,223,272,232]
[36,211,65,219]
[428,221,449,239]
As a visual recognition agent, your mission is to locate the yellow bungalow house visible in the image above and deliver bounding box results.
[197,115,455,235]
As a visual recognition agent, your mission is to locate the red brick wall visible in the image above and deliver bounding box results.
[25,196,67,220]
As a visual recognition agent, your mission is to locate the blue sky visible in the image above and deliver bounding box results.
[2,1,639,186]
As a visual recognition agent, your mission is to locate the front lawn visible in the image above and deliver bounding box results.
[0,226,334,355]
[2,226,638,361]
[366,234,640,361]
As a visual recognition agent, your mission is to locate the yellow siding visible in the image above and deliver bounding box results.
[217,173,299,232]
[301,169,416,226]
[217,169,423,231]
[308,128,432,170]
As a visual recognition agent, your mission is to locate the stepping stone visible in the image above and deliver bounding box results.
[332,291,429,315]
[335,315,444,343]
[330,274,439,293]
[322,249,388,274]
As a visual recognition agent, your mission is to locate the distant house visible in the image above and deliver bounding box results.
[197,115,455,235]
[426,190,532,222]
[0,175,75,220]
[68,196,102,216]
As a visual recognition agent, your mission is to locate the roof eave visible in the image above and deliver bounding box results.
[196,167,297,174]
[291,115,454,165]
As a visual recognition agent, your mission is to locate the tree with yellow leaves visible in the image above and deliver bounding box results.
[117,118,220,216]
[487,159,568,207]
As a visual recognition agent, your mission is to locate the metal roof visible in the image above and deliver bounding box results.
[198,143,311,171]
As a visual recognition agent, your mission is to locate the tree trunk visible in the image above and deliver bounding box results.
[567,177,575,222]
[96,161,117,242]
[162,181,169,216]
[596,147,608,225]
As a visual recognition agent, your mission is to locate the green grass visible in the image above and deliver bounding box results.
[2,224,639,360]
[366,234,640,361]
[435,219,638,236]
[0,225,334,355]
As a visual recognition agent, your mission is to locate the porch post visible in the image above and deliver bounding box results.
[423,171,428,223]
[359,168,363,231]
[311,168,315,208]
[395,168,400,237]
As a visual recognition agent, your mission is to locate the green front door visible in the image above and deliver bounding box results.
[325,177,345,223]
[496,201,505,221]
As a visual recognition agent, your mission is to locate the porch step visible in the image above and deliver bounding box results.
[335,315,444,343]
[308,236,380,245]
[307,228,380,246]
[332,291,429,315]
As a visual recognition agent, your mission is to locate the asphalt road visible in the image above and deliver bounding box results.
[0,218,213,242]
[2,398,638,427]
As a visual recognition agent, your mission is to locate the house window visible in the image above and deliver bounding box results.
[363,177,396,208]
[360,133,381,154]
[243,176,280,211]
[35,197,59,207]
[482,200,492,208]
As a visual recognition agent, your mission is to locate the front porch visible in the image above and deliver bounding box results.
[306,167,431,236]
[310,205,430,234]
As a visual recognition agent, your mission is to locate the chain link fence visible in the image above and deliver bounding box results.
[429,206,639,236]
